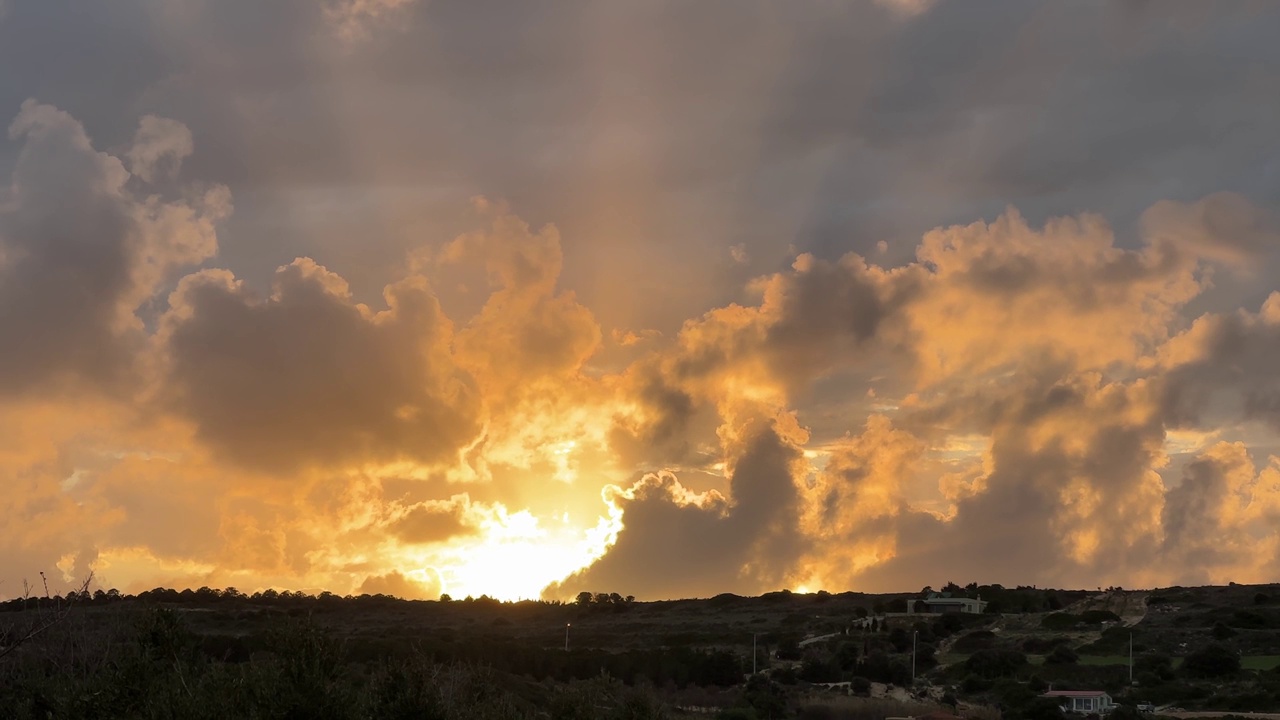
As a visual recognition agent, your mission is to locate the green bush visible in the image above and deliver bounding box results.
[1182,643,1240,678]
[1044,645,1079,665]
[965,649,1028,679]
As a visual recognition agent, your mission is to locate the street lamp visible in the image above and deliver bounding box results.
[565,623,571,652]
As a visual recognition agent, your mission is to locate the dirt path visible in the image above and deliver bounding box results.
[1062,591,1149,626]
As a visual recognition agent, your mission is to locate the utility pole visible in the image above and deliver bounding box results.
[1129,632,1133,685]
[565,623,571,652]
[753,633,758,675]
[912,630,918,685]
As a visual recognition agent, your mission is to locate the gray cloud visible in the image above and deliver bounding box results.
[5,1,1274,333]
[159,260,481,473]
[554,421,807,600]
[2,0,1280,600]
[0,101,226,396]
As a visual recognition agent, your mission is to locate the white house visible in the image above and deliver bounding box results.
[909,592,988,614]
[1042,690,1113,714]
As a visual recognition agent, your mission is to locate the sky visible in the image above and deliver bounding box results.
[1,0,1280,602]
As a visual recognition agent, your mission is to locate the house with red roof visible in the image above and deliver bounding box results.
[1042,690,1113,714]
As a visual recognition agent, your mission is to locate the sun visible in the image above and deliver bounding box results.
[389,506,622,602]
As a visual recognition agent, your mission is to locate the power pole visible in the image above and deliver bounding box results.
[912,630,918,685]
[1129,632,1133,685]
[753,633,758,675]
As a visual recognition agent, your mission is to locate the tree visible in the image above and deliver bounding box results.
[1045,644,1079,665]
[889,627,911,652]
[1183,643,1240,678]
[965,649,1028,679]
[575,591,593,606]
[799,654,842,683]
[1211,621,1237,640]
[1135,653,1175,681]
[743,675,788,718]
[835,642,860,670]
[776,636,802,661]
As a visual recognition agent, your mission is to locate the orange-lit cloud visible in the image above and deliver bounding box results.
[2,1,1280,603]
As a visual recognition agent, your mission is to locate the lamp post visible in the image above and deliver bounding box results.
[565,623,571,652]
[753,633,758,675]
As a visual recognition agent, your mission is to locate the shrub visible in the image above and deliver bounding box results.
[965,649,1027,679]
[953,630,997,653]
[1041,613,1080,631]
[1044,645,1079,665]
[1212,621,1237,640]
[1182,643,1240,678]
[1080,610,1121,624]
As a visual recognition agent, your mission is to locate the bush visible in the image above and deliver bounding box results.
[1044,645,1079,665]
[953,630,997,653]
[1080,610,1121,624]
[1182,643,1240,678]
[961,673,993,693]
[1041,613,1080,631]
[965,649,1028,679]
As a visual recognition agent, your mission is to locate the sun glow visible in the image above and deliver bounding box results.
[389,506,624,602]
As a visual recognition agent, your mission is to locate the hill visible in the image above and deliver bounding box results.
[4,583,1280,718]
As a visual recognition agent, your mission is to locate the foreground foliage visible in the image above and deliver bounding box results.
[0,607,672,719]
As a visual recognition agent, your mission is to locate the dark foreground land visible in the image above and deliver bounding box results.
[4,582,1280,719]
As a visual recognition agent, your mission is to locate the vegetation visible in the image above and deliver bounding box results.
[5,580,1280,716]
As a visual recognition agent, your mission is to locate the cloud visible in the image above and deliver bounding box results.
[158,258,481,473]
[357,569,440,599]
[388,499,476,545]
[323,0,418,41]
[0,101,228,397]
[1159,293,1280,432]
[126,115,194,183]
[2,1,1280,602]
[552,416,808,600]
[1141,192,1280,268]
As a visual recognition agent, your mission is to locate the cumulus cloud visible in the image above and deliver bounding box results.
[127,115,194,183]
[553,417,808,600]
[569,197,1280,597]
[158,258,481,473]
[3,0,1280,603]
[0,101,228,397]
